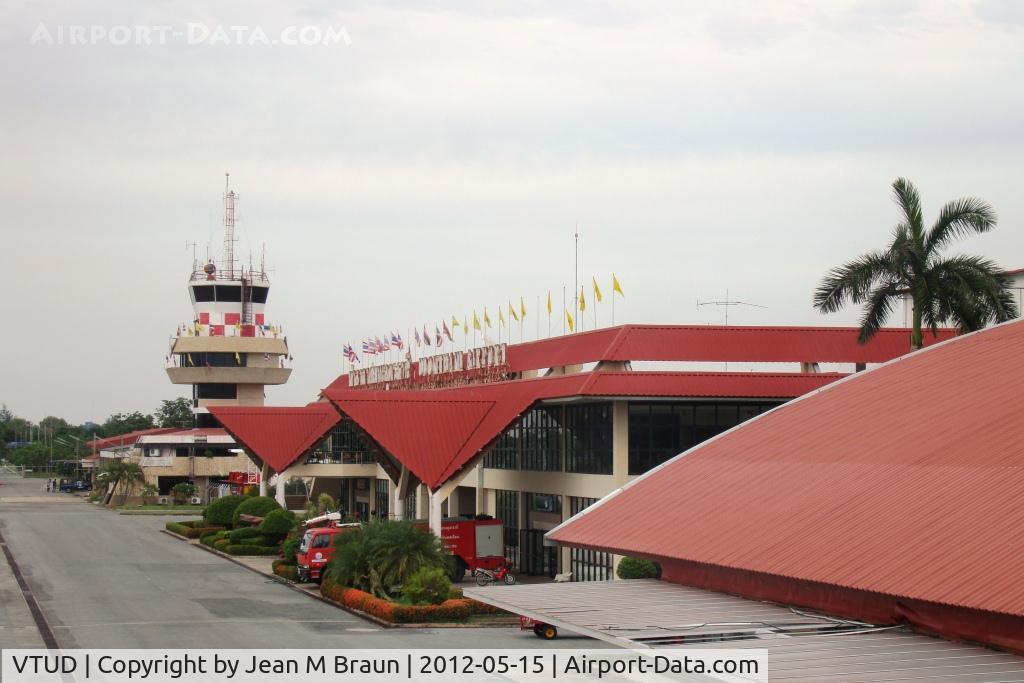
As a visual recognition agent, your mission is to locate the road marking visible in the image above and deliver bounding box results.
[48,618,364,629]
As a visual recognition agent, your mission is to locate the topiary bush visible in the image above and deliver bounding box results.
[166,521,224,538]
[258,508,297,539]
[403,566,451,605]
[203,495,245,528]
[616,556,660,580]
[228,527,265,543]
[280,532,301,566]
[232,496,282,527]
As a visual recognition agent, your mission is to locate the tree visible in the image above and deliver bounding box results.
[97,460,145,497]
[101,411,155,437]
[155,398,193,429]
[814,178,1017,349]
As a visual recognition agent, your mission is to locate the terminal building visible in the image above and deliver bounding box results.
[211,323,953,578]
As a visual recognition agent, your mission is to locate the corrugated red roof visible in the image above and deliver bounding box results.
[322,325,953,391]
[209,404,340,473]
[324,370,844,489]
[548,319,1024,619]
[86,427,179,451]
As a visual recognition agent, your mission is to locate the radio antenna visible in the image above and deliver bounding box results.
[697,289,766,326]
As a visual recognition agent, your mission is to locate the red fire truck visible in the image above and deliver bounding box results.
[294,513,507,583]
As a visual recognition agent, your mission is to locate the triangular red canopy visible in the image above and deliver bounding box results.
[210,404,340,473]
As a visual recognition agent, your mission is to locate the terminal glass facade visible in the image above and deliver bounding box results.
[628,401,782,475]
[305,420,376,465]
[485,402,612,474]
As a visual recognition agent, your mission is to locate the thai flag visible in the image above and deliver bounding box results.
[343,344,358,363]
[435,326,442,346]
[362,339,376,355]
[443,320,453,341]
[423,325,431,346]
[414,328,421,346]
[391,332,404,350]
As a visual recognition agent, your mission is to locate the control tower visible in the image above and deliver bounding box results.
[166,176,292,427]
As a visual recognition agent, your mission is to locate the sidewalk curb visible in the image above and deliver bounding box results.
[159,530,518,629]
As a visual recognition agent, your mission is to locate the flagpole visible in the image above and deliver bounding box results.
[612,281,615,326]
[562,286,566,336]
[574,226,579,335]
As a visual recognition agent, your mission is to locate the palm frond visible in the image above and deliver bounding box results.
[892,178,923,241]
[925,197,996,256]
[813,251,895,314]
[857,282,901,343]
[929,255,1018,329]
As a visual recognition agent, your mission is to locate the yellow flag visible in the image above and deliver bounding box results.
[484,308,492,328]
[612,273,624,297]
[187,353,194,366]
[464,316,469,334]
[593,276,603,302]
[473,311,482,330]
[499,307,506,327]
[235,351,241,364]
[452,315,460,328]
[565,309,575,332]
[546,291,553,315]
[520,297,527,319]
[509,301,519,322]
[579,286,587,312]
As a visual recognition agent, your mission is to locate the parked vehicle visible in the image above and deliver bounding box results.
[293,512,508,583]
[59,479,92,493]
[520,616,558,640]
[473,562,516,586]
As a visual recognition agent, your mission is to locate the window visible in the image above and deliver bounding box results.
[192,285,215,302]
[178,352,245,368]
[250,286,269,304]
[528,493,562,514]
[311,534,331,549]
[375,479,389,519]
[569,497,613,581]
[628,401,784,475]
[214,285,242,302]
[307,420,374,465]
[484,402,612,474]
[565,403,613,474]
[195,383,237,399]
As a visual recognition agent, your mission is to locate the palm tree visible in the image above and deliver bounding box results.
[814,178,1017,349]
[97,460,145,503]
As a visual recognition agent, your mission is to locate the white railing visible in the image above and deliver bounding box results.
[140,456,174,468]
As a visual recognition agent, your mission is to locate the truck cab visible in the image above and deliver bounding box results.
[295,523,360,583]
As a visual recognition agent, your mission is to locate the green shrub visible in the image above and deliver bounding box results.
[281,533,301,566]
[203,495,245,527]
[324,520,452,601]
[232,496,282,527]
[272,560,299,582]
[224,544,280,556]
[259,508,297,538]
[166,521,224,538]
[228,527,265,543]
[403,566,451,605]
[616,556,660,580]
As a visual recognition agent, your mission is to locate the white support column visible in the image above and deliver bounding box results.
[259,462,268,497]
[428,490,443,536]
[475,463,485,514]
[275,469,287,507]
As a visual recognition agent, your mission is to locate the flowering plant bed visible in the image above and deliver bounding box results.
[320,577,505,624]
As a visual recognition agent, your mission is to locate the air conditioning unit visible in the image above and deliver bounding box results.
[190,496,202,505]
[147,448,160,458]
[157,496,170,505]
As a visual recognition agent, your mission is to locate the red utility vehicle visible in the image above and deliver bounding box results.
[294,513,507,583]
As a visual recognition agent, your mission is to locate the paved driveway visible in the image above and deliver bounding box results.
[0,476,596,648]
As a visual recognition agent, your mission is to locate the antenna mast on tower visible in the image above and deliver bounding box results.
[223,173,237,279]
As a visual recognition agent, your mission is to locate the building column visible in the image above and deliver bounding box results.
[259,462,268,497]
[275,469,286,507]
[448,488,460,517]
[475,463,485,513]
[428,490,443,536]
[612,400,630,486]
[560,495,572,577]
[416,483,430,519]
[367,477,377,518]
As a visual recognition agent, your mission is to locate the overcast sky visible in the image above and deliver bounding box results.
[1,0,1022,424]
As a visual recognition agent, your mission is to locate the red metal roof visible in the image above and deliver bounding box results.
[504,324,954,371]
[86,427,179,451]
[324,370,844,489]
[322,325,953,392]
[209,404,340,473]
[548,319,1024,619]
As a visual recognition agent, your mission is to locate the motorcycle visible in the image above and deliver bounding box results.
[474,564,516,586]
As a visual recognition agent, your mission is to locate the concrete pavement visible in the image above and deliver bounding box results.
[0,476,598,649]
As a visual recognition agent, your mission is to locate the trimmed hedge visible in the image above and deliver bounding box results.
[228,527,265,543]
[616,556,660,579]
[223,544,280,556]
[232,496,282,527]
[259,508,297,537]
[320,578,472,623]
[203,495,245,527]
[166,521,224,538]
[272,560,300,582]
